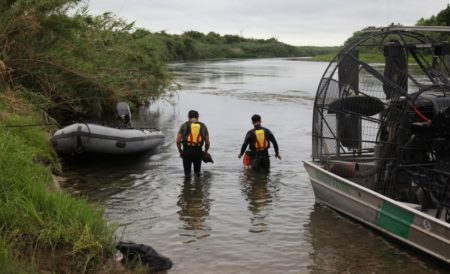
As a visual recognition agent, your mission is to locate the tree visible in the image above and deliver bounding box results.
[417,4,450,26]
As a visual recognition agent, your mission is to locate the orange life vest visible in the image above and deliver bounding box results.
[186,122,203,146]
[254,129,269,151]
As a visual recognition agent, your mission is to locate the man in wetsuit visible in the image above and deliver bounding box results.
[238,114,281,170]
[176,110,210,177]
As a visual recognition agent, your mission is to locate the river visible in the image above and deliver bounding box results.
[64,58,447,273]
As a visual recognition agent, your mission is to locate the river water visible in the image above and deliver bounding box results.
[64,58,447,273]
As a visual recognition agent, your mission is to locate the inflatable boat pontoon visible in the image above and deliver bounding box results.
[52,123,165,155]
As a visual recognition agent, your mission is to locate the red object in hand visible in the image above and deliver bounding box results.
[243,153,251,168]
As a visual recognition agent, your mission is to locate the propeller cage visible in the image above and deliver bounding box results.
[312,29,450,222]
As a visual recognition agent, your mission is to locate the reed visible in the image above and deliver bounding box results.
[0,93,117,272]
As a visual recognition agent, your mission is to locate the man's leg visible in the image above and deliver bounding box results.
[262,150,270,171]
[252,151,270,171]
[251,153,261,170]
[182,148,193,177]
[262,155,270,171]
[193,148,202,176]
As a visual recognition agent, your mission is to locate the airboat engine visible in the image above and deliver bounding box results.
[116,102,132,128]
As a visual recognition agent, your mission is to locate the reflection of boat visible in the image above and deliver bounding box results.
[304,26,450,264]
[305,204,447,272]
[52,103,165,155]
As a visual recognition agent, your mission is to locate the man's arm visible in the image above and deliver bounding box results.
[176,133,183,158]
[204,135,210,153]
[203,124,210,153]
[176,123,186,158]
[268,130,281,159]
[238,132,251,158]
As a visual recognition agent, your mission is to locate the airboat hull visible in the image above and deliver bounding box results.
[304,160,450,264]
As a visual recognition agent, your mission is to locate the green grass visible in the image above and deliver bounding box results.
[310,52,338,62]
[0,236,37,274]
[0,93,117,273]
[309,51,431,65]
[310,52,387,63]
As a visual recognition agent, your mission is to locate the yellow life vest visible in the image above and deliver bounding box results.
[255,129,268,151]
[187,122,202,146]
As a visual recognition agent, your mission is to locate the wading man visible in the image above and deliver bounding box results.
[238,114,281,171]
[176,110,210,177]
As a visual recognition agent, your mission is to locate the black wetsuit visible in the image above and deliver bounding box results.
[240,125,279,171]
[179,121,209,176]
[183,146,202,176]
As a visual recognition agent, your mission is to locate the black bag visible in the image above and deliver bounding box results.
[116,241,173,272]
[202,152,214,163]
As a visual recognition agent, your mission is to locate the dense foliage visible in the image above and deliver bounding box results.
[342,5,450,48]
[146,30,338,60]
[0,0,170,121]
[311,5,450,63]
[416,4,450,41]
[417,4,450,26]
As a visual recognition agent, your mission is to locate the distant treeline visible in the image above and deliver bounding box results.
[312,4,450,62]
[417,4,450,26]
[416,4,450,41]
[140,30,339,60]
[345,5,450,46]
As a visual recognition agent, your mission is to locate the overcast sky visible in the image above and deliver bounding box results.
[87,0,450,46]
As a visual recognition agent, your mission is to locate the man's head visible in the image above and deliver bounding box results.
[251,114,261,126]
[188,110,199,120]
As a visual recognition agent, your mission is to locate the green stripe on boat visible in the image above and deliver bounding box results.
[315,169,349,193]
[376,202,414,238]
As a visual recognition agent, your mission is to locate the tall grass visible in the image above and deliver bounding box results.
[0,92,116,272]
[0,236,37,274]
[0,0,170,122]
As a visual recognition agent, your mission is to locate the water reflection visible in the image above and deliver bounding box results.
[305,204,446,273]
[177,173,212,232]
[240,170,279,233]
[63,153,159,201]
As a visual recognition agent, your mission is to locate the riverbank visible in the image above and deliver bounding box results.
[309,51,432,66]
[0,90,121,272]
[310,51,387,63]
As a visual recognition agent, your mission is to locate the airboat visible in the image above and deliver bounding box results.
[304,26,450,263]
